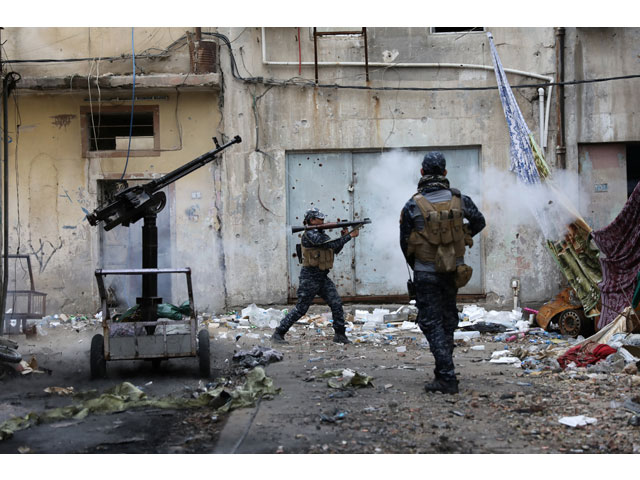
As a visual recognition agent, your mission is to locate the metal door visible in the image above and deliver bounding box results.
[287,153,355,298]
[353,148,483,295]
[286,148,484,298]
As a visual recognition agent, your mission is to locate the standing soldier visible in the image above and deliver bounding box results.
[400,152,486,394]
[272,207,359,344]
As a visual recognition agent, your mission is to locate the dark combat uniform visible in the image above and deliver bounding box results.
[400,152,486,394]
[273,208,354,344]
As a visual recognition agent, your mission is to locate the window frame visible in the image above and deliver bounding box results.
[430,27,485,34]
[80,105,160,158]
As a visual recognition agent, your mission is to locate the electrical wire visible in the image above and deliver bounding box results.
[205,31,640,93]
[120,28,135,180]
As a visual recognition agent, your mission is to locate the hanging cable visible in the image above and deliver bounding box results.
[120,28,136,180]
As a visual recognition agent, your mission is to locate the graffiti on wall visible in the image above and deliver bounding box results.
[27,237,64,274]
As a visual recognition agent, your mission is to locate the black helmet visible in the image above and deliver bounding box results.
[422,151,446,175]
[303,207,326,225]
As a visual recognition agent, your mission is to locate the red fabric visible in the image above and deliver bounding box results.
[591,182,640,329]
[557,341,617,369]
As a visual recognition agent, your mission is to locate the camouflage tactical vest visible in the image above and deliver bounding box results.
[301,232,335,270]
[407,190,466,272]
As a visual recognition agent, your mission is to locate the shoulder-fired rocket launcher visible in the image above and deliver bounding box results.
[291,218,371,234]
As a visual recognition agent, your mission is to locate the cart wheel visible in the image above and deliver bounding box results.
[197,329,210,378]
[0,344,22,364]
[90,334,107,379]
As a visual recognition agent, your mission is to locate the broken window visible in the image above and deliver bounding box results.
[81,105,159,158]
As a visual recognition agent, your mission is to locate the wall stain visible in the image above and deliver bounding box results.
[50,114,76,129]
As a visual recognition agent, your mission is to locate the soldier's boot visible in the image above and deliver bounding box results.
[271,329,288,343]
[424,377,459,394]
[333,330,352,344]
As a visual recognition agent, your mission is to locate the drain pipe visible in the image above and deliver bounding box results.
[538,87,545,156]
[555,27,566,169]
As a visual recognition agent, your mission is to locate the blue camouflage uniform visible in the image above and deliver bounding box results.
[275,226,352,336]
[399,152,486,389]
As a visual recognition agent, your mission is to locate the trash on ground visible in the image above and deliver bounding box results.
[320,409,348,423]
[232,346,284,368]
[44,387,74,396]
[321,368,374,389]
[0,367,279,442]
[558,415,597,427]
[557,341,617,370]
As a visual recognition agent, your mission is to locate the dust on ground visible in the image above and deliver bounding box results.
[1,304,640,454]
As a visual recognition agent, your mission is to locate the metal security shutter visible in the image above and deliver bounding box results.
[286,147,484,299]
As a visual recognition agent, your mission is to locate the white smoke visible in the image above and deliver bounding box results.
[357,150,588,290]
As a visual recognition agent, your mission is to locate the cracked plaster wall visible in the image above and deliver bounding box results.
[5,91,224,314]
[218,27,569,307]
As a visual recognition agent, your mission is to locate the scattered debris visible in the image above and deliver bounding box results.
[44,387,74,396]
[558,415,597,427]
[232,346,284,368]
[321,368,374,389]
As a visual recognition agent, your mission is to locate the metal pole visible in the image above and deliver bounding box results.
[2,76,9,335]
[0,27,4,335]
[555,27,566,169]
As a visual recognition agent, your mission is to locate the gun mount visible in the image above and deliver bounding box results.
[87,135,241,328]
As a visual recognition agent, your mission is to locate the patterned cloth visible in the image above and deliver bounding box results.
[276,228,351,335]
[591,182,640,328]
[488,32,541,186]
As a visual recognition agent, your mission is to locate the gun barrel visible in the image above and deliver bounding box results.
[291,218,371,233]
[86,135,241,229]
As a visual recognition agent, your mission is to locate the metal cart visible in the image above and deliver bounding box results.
[90,267,210,379]
[1,254,47,335]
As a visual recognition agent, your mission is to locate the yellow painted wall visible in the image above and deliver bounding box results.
[7,90,224,314]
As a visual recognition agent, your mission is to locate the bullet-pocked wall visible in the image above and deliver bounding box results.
[3,27,226,314]
[217,27,569,308]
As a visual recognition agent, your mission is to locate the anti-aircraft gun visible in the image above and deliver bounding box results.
[87,135,241,327]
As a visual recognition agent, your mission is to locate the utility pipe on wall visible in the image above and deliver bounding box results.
[260,28,554,152]
[555,27,566,169]
[538,87,545,156]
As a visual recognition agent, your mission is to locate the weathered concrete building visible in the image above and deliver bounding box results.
[1,27,638,315]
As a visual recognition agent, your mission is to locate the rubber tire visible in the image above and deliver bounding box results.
[558,310,585,337]
[197,329,211,378]
[90,334,107,379]
[0,345,22,364]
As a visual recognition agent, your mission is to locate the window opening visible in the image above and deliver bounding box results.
[81,105,159,157]
[431,27,484,34]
